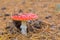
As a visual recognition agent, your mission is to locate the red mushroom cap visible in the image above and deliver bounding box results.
[11,13,38,21]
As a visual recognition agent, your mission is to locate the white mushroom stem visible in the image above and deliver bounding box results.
[20,21,27,35]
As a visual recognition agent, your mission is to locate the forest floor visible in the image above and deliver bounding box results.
[0,0,60,40]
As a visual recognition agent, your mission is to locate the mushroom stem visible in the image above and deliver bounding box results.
[20,21,27,35]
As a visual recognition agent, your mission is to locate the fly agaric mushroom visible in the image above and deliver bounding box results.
[11,13,38,35]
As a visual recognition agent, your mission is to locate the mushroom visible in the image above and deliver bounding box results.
[11,13,38,36]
